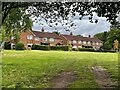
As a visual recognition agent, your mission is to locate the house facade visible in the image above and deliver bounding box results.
[10,28,103,50]
[11,28,63,49]
[60,33,103,50]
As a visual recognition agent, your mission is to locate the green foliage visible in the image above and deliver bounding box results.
[4,42,11,50]
[32,45,69,51]
[32,45,50,50]
[94,28,120,50]
[72,48,79,51]
[103,41,112,50]
[78,48,95,52]
[51,45,69,51]
[15,42,25,50]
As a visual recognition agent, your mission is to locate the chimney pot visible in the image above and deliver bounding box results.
[88,35,91,38]
[70,32,73,35]
[41,27,44,32]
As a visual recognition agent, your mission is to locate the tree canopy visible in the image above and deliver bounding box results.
[94,28,120,50]
[1,2,120,43]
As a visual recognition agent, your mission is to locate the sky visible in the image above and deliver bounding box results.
[32,12,112,37]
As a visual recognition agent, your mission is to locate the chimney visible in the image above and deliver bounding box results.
[70,32,73,35]
[41,27,44,32]
[88,35,91,38]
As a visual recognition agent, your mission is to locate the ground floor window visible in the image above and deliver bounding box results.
[27,44,33,47]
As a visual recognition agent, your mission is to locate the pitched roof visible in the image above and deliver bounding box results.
[62,34,102,43]
[32,31,61,39]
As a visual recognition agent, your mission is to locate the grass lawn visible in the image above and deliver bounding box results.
[2,50,118,88]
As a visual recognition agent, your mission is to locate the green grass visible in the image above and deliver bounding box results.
[2,50,118,88]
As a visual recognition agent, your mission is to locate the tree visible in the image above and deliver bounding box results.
[94,28,120,50]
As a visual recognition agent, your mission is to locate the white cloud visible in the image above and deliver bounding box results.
[32,12,111,37]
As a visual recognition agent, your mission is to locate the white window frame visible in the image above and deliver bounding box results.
[88,41,91,45]
[96,42,99,45]
[83,41,86,44]
[27,35,33,40]
[50,38,54,42]
[73,40,77,44]
[34,36,39,41]
[78,41,82,44]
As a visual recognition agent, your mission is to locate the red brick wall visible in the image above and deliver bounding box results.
[20,31,62,49]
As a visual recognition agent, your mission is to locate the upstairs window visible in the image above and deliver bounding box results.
[73,40,77,43]
[93,42,95,45]
[27,35,33,40]
[96,42,99,45]
[78,41,82,44]
[88,41,91,45]
[42,37,47,41]
[83,41,86,44]
[34,36,39,41]
[50,38,54,42]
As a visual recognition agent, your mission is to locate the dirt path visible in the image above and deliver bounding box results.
[51,71,76,88]
[91,66,116,88]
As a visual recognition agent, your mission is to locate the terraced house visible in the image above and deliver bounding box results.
[11,28,63,49]
[10,28,103,50]
[60,32,103,50]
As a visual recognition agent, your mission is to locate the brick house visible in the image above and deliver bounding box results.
[10,28,102,50]
[11,28,63,49]
[60,32,103,50]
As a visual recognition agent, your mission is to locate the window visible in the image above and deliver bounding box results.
[27,35,33,40]
[78,46,82,48]
[96,42,99,45]
[73,40,77,43]
[34,36,39,41]
[83,41,86,44]
[88,41,91,45]
[42,37,47,41]
[78,41,82,44]
[50,38,54,42]
[27,44,32,47]
[93,42,95,45]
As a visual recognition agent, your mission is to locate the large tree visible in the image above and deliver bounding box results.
[1,2,120,43]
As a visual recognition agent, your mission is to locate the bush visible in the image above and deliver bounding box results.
[72,48,79,51]
[78,48,95,52]
[4,42,11,50]
[31,45,69,51]
[32,45,50,50]
[51,45,69,51]
[16,42,25,50]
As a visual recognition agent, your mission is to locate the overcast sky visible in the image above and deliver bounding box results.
[32,12,112,37]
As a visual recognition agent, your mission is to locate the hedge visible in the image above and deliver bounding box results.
[32,45,69,51]
[78,48,95,52]
[16,42,25,50]
[51,46,69,51]
[32,45,50,50]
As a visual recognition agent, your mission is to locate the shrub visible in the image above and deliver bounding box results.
[4,42,11,50]
[39,45,50,50]
[32,45,50,50]
[51,45,69,51]
[16,42,25,50]
[78,48,95,52]
[31,44,37,50]
[72,48,79,51]
[31,45,69,51]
